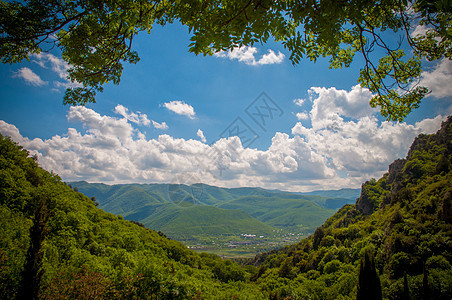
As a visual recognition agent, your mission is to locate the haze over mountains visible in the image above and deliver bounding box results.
[70,181,360,241]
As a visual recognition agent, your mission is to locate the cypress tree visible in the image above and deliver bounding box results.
[423,264,431,300]
[16,194,52,300]
[401,272,410,300]
[357,251,382,300]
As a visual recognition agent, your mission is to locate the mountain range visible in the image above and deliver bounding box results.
[70,181,360,239]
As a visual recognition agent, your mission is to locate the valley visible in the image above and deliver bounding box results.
[71,181,359,257]
[185,229,305,258]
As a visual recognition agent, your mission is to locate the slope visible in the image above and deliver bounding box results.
[0,134,266,299]
[218,196,336,232]
[300,188,361,200]
[245,116,452,299]
[141,204,275,238]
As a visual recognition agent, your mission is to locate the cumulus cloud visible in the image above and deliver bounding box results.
[292,85,446,182]
[309,85,378,129]
[257,49,285,65]
[0,106,335,191]
[0,93,445,192]
[114,104,151,126]
[214,46,285,66]
[296,112,309,121]
[163,100,196,119]
[114,104,167,129]
[197,129,207,143]
[12,67,47,86]
[152,120,168,130]
[31,53,82,91]
[293,98,305,106]
[419,59,452,98]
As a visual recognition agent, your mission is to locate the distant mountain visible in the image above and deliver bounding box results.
[70,181,354,239]
[141,204,275,238]
[217,196,335,230]
[300,188,361,200]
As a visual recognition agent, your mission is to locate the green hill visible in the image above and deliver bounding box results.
[70,182,276,239]
[300,188,361,200]
[244,116,452,299]
[140,204,275,238]
[70,181,353,241]
[0,134,266,299]
[218,196,335,231]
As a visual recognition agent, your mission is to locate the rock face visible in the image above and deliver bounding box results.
[386,159,405,186]
[356,182,375,215]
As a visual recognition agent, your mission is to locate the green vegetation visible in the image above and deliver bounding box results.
[218,196,336,230]
[0,134,266,299]
[242,116,452,299]
[1,1,450,120]
[1,116,451,299]
[71,181,354,256]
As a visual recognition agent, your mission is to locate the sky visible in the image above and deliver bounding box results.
[1,22,451,192]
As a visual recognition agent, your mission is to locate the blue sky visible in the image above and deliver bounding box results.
[1,22,451,192]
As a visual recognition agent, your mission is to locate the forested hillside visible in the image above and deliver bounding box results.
[0,134,264,299]
[245,116,452,299]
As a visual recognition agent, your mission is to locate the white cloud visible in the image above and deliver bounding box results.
[215,46,257,65]
[257,49,285,65]
[292,85,446,182]
[309,85,378,130]
[293,98,305,106]
[33,53,68,79]
[296,112,309,121]
[411,25,429,38]
[152,120,168,130]
[0,94,445,192]
[12,67,47,86]
[197,129,207,143]
[0,106,333,191]
[114,104,151,126]
[419,59,452,98]
[214,46,285,66]
[411,24,441,42]
[112,104,168,130]
[163,100,196,119]
[31,53,82,90]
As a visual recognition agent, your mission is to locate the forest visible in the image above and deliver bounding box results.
[1,115,451,298]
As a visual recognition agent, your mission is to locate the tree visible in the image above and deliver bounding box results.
[16,191,53,300]
[357,251,382,300]
[423,263,431,300]
[401,272,411,300]
[312,226,325,250]
[1,0,450,121]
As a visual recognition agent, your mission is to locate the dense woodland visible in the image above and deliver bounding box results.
[1,117,452,299]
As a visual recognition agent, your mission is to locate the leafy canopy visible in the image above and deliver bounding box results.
[1,0,451,121]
